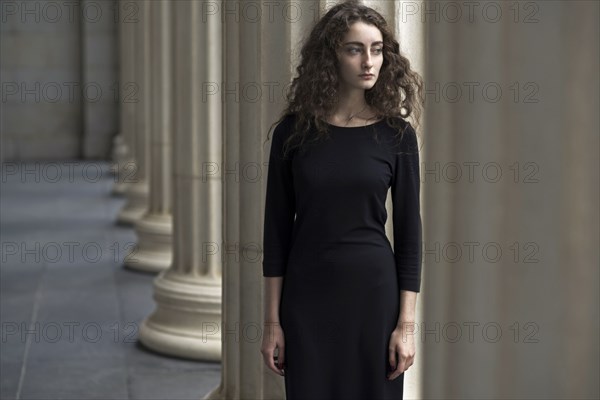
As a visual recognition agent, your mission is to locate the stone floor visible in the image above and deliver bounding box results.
[0,160,221,400]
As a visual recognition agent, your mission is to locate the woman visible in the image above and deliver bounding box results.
[260,1,424,398]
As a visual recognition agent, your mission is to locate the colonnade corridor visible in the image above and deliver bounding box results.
[0,161,220,399]
[1,0,598,399]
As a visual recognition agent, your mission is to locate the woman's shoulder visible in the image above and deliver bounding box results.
[274,112,298,133]
[382,115,411,130]
[380,115,414,137]
[271,113,295,138]
[269,113,300,154]
[380,116,418,153]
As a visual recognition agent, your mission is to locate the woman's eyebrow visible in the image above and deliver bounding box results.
[343,41,384,46]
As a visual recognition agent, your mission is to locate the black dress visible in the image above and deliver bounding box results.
[262,113,422,400]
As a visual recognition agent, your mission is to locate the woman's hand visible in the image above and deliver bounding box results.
[261,321,285,376]
[387,322,416,380]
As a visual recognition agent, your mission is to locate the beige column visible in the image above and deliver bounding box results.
[80,0,118,158]
[111,0,136,195]
[138,0,222,360]
[422,1,599,399]
[204,1,330,399]
[365,1,428,398]
[110,133,131,195]
[125,0,174,273]
[117,0,150,224]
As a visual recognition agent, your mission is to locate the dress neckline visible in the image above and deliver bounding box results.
[322,118,386,130]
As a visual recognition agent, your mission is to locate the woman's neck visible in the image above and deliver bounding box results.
[332,88,369,117]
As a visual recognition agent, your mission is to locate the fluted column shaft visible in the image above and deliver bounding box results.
[125,0,174,272]
[111,0,136,193]
[369,1,427,398]
[117,0,150,224]
[205,1,337,399]
[138,0,223,360]
[422,1,599,398]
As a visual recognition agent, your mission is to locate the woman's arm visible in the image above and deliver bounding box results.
[388,289,418,380]
[264,277,284,323]
[391,122,422,295]
[397,290,417,327]
[387,122,422,381]
[262,276,286,375]
[262,116,296,278]
[261,117,295,376]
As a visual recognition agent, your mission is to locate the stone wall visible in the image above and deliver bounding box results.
[1,0,118,160]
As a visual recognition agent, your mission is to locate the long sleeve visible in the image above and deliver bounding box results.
[262,117,296,277]
[391,123,422,293]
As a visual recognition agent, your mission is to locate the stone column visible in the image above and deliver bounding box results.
[125,0,173,272]
[203,1,327,399]
[138,0,222,360]
[117,0,150,224]
[111,0,136,195]
[81,0,119,158]
[366,1,428,398]
[422,1,599,399]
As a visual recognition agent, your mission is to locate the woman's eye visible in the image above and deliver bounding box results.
[347,47,382,55]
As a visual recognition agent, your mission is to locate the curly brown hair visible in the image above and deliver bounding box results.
[265,0,425,157]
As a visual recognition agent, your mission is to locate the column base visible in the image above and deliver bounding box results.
[138,270,222,361]
[201,384,224,400]
[111,181,129,196]
[117,180,149,225]
[110,135,131,195]
[125,213,172,273]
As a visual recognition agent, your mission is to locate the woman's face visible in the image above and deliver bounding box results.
[336,21,384,92]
